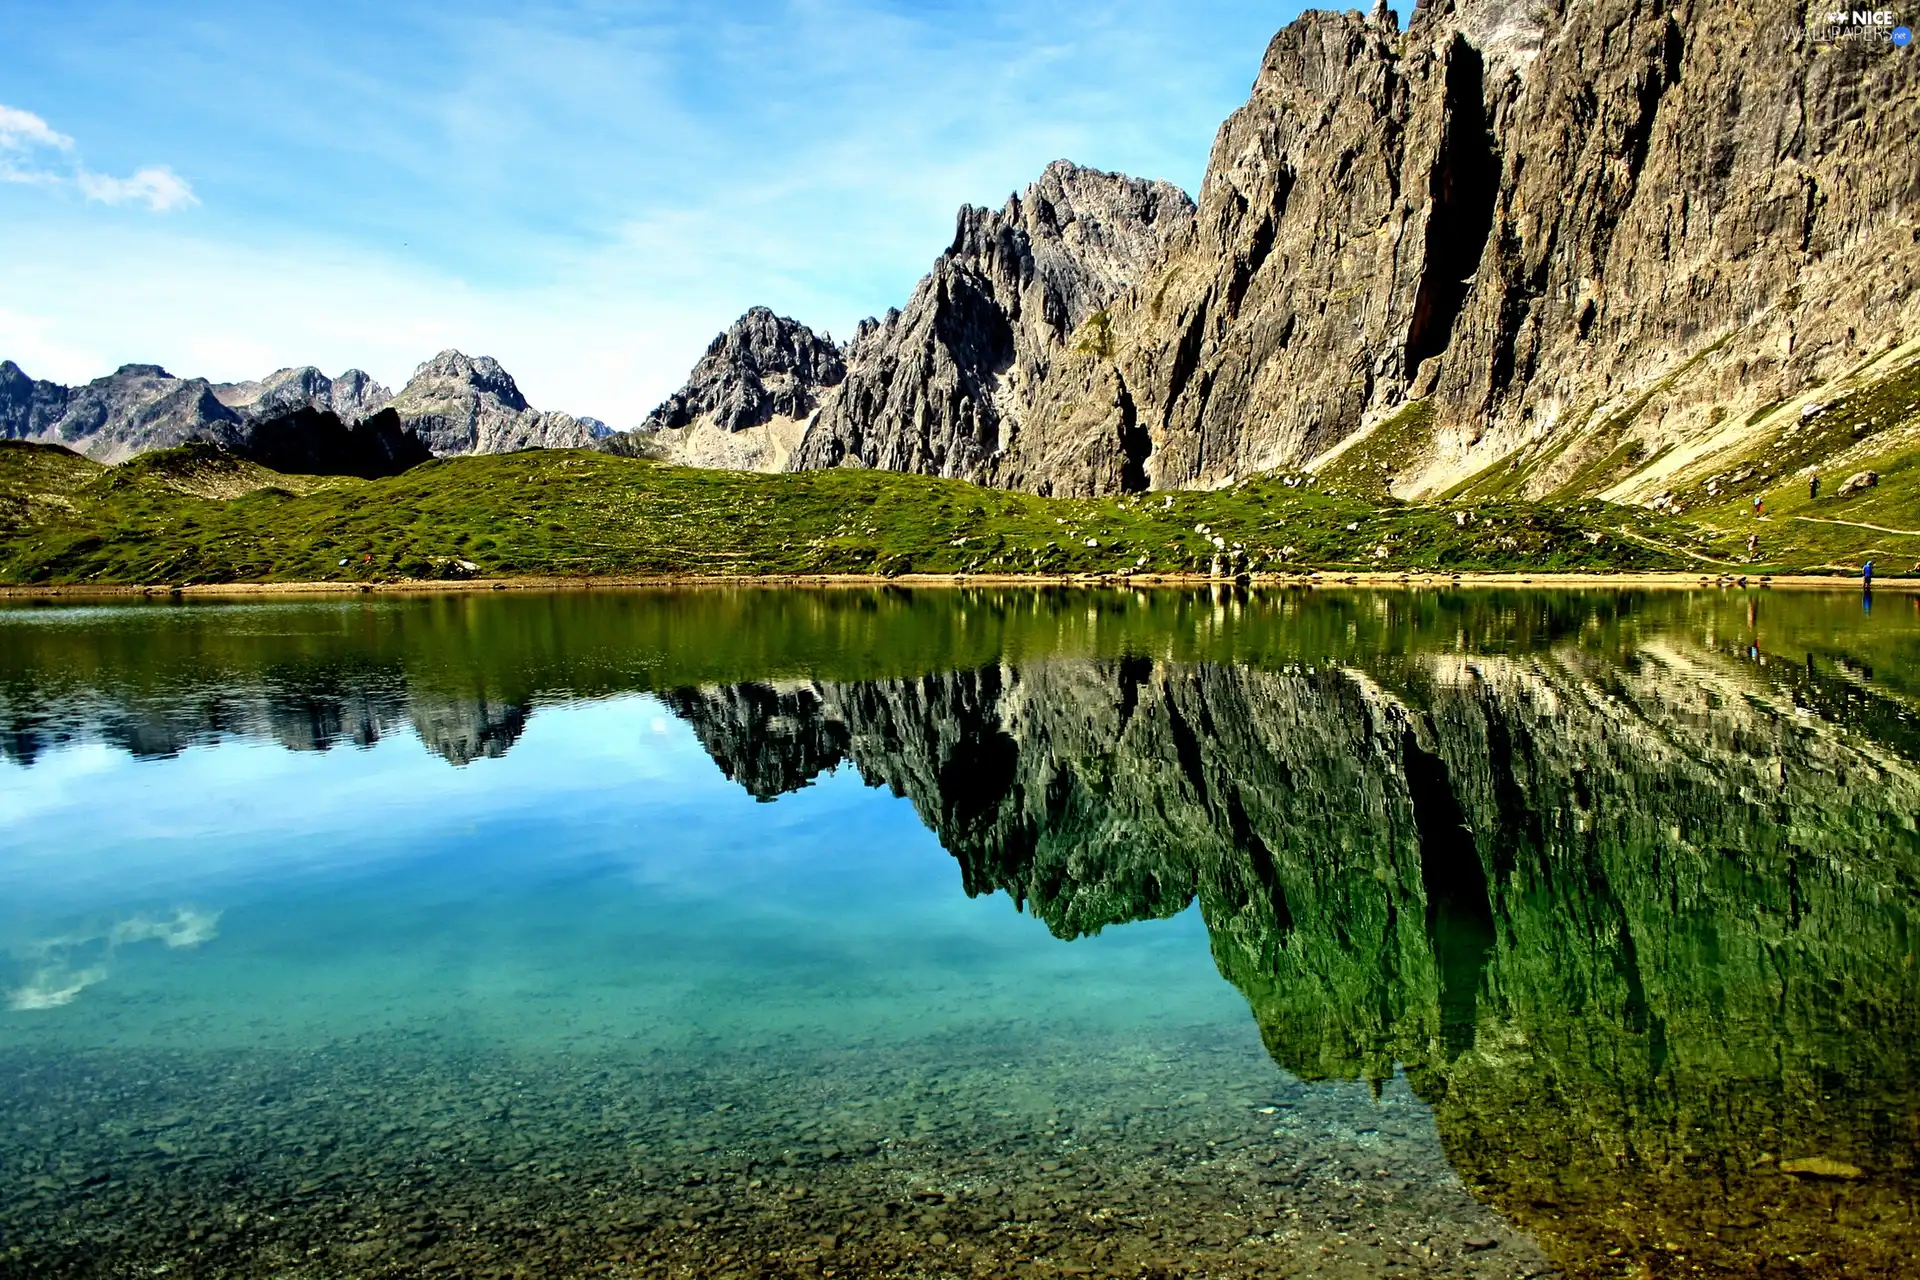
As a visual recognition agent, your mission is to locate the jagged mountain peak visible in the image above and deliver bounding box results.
[786,156,1193,492]
[603,307,847,472]
[401,350,530,412]
[389,349,604,456]
[699,308,840,376]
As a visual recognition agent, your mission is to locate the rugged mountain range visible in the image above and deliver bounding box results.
[17,0,1909,503]
[1,361,253,462]
[0,351,608,466]
[637,161,1194,485]
[9,0,1910,502]
[214,365,394,424]
[657,0,1916,500]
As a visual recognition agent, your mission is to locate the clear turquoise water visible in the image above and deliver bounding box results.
[1,694,1243,1052]
[3,587,1918,1280]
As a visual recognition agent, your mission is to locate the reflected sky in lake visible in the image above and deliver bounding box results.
[1,688,1244,1062]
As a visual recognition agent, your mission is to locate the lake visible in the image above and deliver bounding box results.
[2,585,1916,1280]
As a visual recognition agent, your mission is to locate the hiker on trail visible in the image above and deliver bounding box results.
[1810,473,1820,500]
[1753,495,1764,517]
[1864,560,1874,588]
[1746,533,1758,561]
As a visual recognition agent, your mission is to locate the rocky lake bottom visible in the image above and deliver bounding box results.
[2,587,1917,1279]
[1,1024,1548,1280]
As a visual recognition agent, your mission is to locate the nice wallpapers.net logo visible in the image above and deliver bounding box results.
[1805,8,1914,44]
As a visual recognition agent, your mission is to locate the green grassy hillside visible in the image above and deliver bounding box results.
[0,440,1749,586]
[1673,355,1920,573]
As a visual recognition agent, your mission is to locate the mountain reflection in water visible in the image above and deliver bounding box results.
[2,586,1918,1278]
[667,650,1920,1273]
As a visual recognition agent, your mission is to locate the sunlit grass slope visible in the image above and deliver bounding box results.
[0,438,1857,586]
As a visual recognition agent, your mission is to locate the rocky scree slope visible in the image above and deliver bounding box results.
[758,0,1917,500]
[602,308,845,471]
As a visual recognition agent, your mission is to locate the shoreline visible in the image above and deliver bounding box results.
[0,568,1906,600]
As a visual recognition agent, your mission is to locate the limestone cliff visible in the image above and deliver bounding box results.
[1088,0,1920,499]
[767,0,1917,500]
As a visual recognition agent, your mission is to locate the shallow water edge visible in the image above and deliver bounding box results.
[0,569,1909,600]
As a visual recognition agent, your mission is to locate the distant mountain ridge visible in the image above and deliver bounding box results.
[213,366,394,424]
[0,351,610,467]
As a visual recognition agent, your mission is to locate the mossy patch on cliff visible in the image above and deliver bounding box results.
[1314,399,1439,500]
[1071,309,1115,360]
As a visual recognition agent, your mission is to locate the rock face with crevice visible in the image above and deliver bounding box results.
[1028,0,1918,496]
[788,160,1195,494]
[769,0,1917,498]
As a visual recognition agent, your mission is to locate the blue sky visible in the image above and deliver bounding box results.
[1,0,1302,425]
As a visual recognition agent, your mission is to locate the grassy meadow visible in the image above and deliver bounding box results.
[0,440,1743,587]
[6,344,1919,591]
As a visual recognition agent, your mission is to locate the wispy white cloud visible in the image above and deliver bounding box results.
[0,104,73,151]
[0,1,1293,419]
[75,164,198,211]
[0,101,195,213]
[6,906,220,1011]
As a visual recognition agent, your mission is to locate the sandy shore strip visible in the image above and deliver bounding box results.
[0,568,1907,600]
